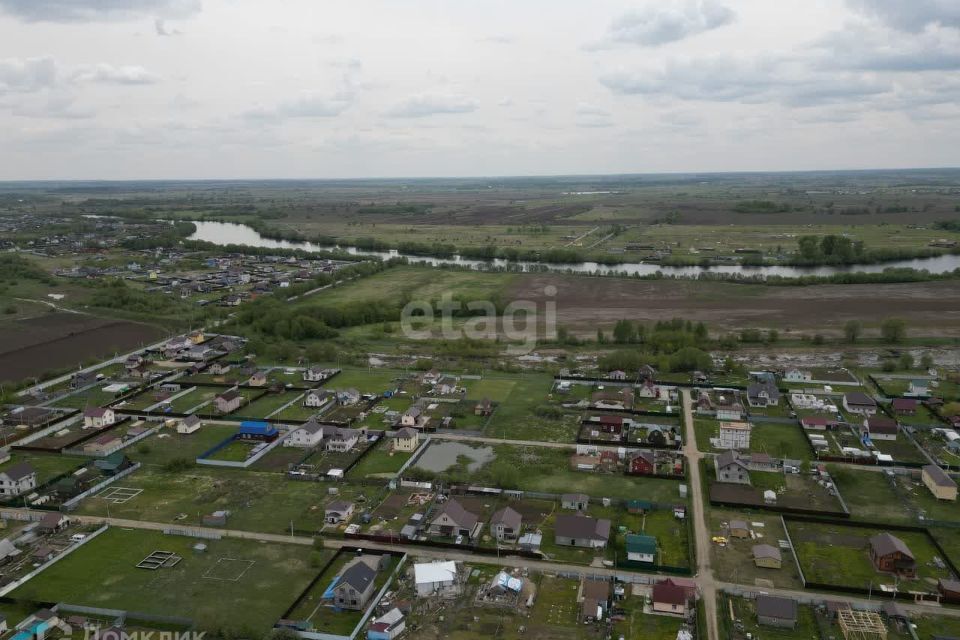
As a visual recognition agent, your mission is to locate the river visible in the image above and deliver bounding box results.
[187,220,960,278]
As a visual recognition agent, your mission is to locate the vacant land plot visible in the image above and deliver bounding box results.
[240,391,304,419]
[11,528,323,634]
[0,312,164,383]
[0,452,86,486]
[509,275,960,337]
[134,425,240,467]
[348,440,414,479]
[73,465,366,534]
[787,519,953,591]
[709,509,803,590]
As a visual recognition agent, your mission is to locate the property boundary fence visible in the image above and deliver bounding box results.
[55,603,194,629]
[62,462,142,511]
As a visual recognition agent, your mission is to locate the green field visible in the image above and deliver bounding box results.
[0,452,86,485]
[694,419,812,460]
[10,527,327,634]
[348,441,413,478]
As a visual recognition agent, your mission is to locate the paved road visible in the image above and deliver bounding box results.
[682,388,720,640]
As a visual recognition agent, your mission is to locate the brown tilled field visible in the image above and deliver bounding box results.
[0,312,165,382]
[508,275,960,336]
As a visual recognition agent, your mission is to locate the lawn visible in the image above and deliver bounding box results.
[484,373,580,442]
[787,519,953,591]
[10,527,326,635]
[348,441,414,479]
[133,425,241,467]
[614,593,688,640]
[828,466,913,524]
[694,419,812,460]
[0,452,86,485]
[204,439,255,462]
[239,390,304,419]
[73,464,367,534]
[325,367,406,395]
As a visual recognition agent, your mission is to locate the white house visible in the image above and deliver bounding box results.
[303,389,333,409]
[907,380,930,397]
[784,369,811,382]
[0,462,37,497]
[285,420,325,448]
[414,561,459,597]
[177,415,202,434]
[717,422,751,450]
[83,407,116,429]
[400,406,423,428]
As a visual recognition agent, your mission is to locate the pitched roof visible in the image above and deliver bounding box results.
[414,561,457,585]
[866,416,898,432]
[625,534,657,555]
[296,419,324,435]
[845,392,877,407]
[869,532,914,560]
[0,462,35,482]
[433,499,478,530]
[756,595,797,621]
[83,407,110,417]
[562,493,589,503]
[923,464,957,489]
[490,506,522,530]
[652,580,689,606]
[338,560,376,593]
[753,544,782,561]
[555,514,610,542]
[716,450,747,470]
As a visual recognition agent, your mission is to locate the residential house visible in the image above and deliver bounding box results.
[637,379,660,399]
[0,462,37,496]
[427,499,479,539]
[367,608,405,640]
[247,370,268,387]
[474,398,493,417]
[863,416,898,441]
[400,406,423,428]
[177,415,201,434]
[628,450,656,475]
[625,534,657,564]
[638,364,657,380]
[124,354,144,370]
[652,580,691,616]
[718,421,751,450]
[303,389,333,409]
[413,561,459,597]
[922,465,957,501]
[83,407,116,429]
[94,452,130,476]
[891,398,918,415]
[37,512,69,534]
[869,532,917,578]
[783,369,811,382]
[756,595,798,629]
[801,416,835,430]
[844,392,878,416]
[214,389,243,414]
[554,514,611,548]
[561,493,589,511]
[325,426,360,452]
[747,375,780,407]
[333,555,384,611]
[715,450,751,485]
[907,379,930,397]
[303,366,334,383]
[391,427,419,452]
[608,370,626,380]
[337,388,361,406]
[746,452,778,472]
[489,506,522,542]
[580,578,611,621]
[715,393,744,421]
[208,361,232,376]
[753,544,782,569]
[938,578,960,604]
[285,420,325,448]
[434,375,459,395]
[324,500,355,524]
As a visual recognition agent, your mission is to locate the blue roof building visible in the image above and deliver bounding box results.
[237,421,278,440]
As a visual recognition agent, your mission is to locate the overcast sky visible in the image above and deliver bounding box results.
[1,0,959,180]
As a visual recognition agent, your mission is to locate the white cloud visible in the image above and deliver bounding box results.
[588,0,735,49]
[0,0,200,22]
[0,57,58,94]
[846,0,960,32]
[385,92,479,118]
[70,64,159,85]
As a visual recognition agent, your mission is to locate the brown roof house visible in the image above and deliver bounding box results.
[863,416,899,441]
[869,533,917,578]
[489,506,522,542]
[753,544,782,569]
[580,578,611,621]
[427,499,480,539]
[214,389,243,414]
[554,514,611,549]
[652,579,692,616]
[843,392,878,416]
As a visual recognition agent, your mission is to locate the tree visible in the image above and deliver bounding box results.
[880,317,907,344]
[767,329,779,343]
[843,320,862,343]
[612,319,636,344]
[920,353,934,370]
[597,329,606,344]
[812,334,825,345]
[797,235,820,260]
[898,353,914,371]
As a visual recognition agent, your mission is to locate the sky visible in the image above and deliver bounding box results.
[0,0,959,180]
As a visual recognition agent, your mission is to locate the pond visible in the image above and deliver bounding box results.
[188,220,960,279]
[413,441,495,473]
